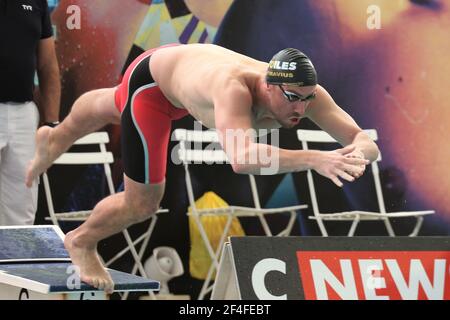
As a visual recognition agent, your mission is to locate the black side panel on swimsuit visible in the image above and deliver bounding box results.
[121,55,153,184]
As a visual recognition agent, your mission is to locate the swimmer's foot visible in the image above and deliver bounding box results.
[64,231,114,294]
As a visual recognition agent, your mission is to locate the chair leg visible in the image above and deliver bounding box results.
[348,217,360,237]
[198,239,228,300]
[194,214,218,300]
[120,221,158,301]
[104,232,148,267]
[198,253,220,301]
[383,217,396,237]
[120,216,159,300]
[193,215,219,270]
[316,218,329,237]
[409,216,424,237]
[276,211,296,237]
[121,229,147,276]
[198,214,236,300]
[198,263,216,300]
[258,214,273,236]
[197,215,234,300]
[129,215,158,276]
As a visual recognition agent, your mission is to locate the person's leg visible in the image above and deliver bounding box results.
[62,83,175,292]
[1,102,39,225]
[26,87,120,187]
[60,49,180,292]
[64,175,165,293]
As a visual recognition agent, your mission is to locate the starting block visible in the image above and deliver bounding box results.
[0,226,159,300]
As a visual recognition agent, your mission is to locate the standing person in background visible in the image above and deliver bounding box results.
[0,0,60,225]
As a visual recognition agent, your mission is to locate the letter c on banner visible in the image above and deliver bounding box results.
[251,258,287,300]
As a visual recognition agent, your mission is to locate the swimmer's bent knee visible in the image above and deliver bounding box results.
[128,202,159,223]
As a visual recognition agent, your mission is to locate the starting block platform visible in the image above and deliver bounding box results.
[0,226,160,300]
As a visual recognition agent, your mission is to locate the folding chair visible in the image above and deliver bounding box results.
[173,128,308,299]
[296,129,435,237]
[42,132,168,294]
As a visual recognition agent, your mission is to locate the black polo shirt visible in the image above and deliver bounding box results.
[0,0,53,103]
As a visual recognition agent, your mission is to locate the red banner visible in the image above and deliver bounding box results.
[297,251,450,300]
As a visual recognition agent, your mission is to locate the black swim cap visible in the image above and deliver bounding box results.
[266,48,318,87]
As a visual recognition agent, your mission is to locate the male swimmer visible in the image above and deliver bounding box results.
[26,44,377,292]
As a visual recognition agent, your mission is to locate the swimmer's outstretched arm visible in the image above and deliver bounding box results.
[305,85,380,180]
[214,84,370,187]
[307,85,380,162]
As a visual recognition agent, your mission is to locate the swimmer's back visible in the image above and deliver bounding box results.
[150,44,266,105]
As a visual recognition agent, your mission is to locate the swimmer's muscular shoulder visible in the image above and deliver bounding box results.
[213,78,254,131]
[213,77,252,113]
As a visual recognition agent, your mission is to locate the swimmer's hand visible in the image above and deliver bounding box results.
[311,145,369,187]
[344,144,367,179]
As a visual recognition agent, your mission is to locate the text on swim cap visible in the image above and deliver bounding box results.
[267,71,294,78]
[269,61,297,71]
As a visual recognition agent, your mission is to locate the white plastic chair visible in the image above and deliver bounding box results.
[42,132,168,293]
[173,128,308,299]
[296,129,435,237]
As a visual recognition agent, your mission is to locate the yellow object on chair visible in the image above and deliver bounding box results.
[188,191,245,280]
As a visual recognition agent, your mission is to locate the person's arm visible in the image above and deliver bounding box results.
[306,85,380,177]
[306,85,379,161]
[214,81,368,186]
[36,36,61,124]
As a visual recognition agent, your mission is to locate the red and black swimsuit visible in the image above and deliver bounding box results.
[114,44,189,184]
